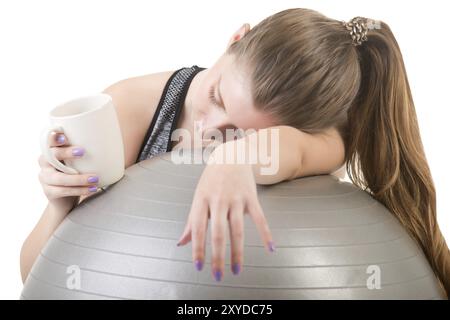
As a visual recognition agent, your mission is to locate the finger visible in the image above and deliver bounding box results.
[48,130,68,147]
[246,196,275,253]
[176,218,192,247]
[190,198,209,271]
[39,167,99,187]
[51,145,85,161]
[210,201,228,281]
[229,201,244,275]
[177,195,207,246]
[43,184,100,199]
[38,154,53,169]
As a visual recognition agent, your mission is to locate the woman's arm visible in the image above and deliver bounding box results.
[177,125,345,281]
[20,202,73,282]
[21,71,173,282]
[210,125,346,185]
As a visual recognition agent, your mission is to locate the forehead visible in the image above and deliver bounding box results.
[220,56,275,129]
[220,57,252,105]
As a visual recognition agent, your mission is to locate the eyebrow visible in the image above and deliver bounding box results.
[217,75,225,108]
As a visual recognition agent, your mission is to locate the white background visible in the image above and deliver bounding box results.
[0,0,449,299]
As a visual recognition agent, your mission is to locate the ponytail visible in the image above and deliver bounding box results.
[343,20,450,297]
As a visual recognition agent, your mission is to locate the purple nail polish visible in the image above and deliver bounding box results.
[72,147,85,157]
[56,134,65,144]
[268,241,276,252]
[214,269,222,281]
[88,176,99,183]
[88,186,97,193]
[232,263,240,275]
[194,260,203,271]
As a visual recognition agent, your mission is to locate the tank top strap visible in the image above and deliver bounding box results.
[136,65,205,162]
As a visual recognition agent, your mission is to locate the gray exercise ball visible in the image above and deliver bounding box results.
[21,150,445,299]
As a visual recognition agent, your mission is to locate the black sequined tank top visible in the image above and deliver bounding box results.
[136,65,205,162]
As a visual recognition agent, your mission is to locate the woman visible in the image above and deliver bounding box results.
[21,8,449,296]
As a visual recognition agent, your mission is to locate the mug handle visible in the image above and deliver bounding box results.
[40,125,79,174]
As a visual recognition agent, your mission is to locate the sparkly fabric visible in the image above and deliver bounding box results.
[136,65,205,162]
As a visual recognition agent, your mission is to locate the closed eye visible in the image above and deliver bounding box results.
[208,86,224,109]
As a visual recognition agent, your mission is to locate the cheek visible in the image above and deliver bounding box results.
[192,90,210,115]
[194,75,215,108]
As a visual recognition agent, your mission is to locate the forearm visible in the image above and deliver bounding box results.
[20,202,72,283]
[209,125,303,185]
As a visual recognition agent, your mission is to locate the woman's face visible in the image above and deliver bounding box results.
[190,50,277,136]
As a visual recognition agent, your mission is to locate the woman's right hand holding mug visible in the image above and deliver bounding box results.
[38,131,100,212]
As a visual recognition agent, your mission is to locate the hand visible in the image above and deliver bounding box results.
[38,130,100,212]
[176,152,275,282]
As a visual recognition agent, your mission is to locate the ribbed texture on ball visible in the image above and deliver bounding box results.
[22,152,445,299]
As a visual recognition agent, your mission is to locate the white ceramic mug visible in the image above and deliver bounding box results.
[40,93,125,188]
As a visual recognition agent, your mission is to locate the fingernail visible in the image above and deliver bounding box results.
[194,260,203,271]
[56,134,65,144]
[88,186,97,193]
[268,241,276,252]
[232,263,240,275]
[214,269,222,281]
[87,176,99,183]
[72,147,85,157]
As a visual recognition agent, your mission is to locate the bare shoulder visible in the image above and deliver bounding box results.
[102,70,176,169]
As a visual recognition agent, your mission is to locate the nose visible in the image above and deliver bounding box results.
[201,109,232,134]
[198,116,239,145]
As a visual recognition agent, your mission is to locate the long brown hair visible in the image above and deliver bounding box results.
[227,8,449,297]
